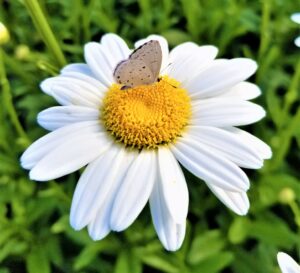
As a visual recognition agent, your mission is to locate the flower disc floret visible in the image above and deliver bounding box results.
[102,76,191,149]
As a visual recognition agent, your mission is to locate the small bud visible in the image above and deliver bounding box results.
[0,22,10,45]
[15,45,30,60]
[278,187,296,204]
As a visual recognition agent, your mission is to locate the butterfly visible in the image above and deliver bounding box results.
[113,40,162,89]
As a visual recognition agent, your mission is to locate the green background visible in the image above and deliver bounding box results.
[0,0,300,272]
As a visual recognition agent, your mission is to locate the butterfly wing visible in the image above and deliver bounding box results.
[113,59,155,88]
[130,40,162,80]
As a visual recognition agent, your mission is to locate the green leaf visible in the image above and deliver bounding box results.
[228,217,250,244]
[187,230,226,265]
[26,245,50,273]
[0,239,27,262]
[141,253,179,273]
[114,250,142,273]
[190,252,234,273]
[74,243,102,271]
[74,240,121,270]
[248,213,298,248]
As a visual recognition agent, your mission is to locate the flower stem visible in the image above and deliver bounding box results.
[258,0,271,61]
[23,0,66,68]
[0,48,30,146]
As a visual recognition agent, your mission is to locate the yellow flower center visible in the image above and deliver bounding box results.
[102,76,191,149]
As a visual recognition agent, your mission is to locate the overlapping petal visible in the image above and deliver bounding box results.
[40,76,103,108]
[191,98,265,127]
[29,132,112,181]
[185,126,263,169]
[171,137,249,192]
[38,106,99,131]
[84,42,115,86]
[60,63,94,76]
[100,33,131,65]
[21,121,102,170]
[206,184,249,215]
[87,150,136,240]
[167,43,218,84]
[158,147,189,223]
[186,58,257,99]
[224,127,272,160]
[110,150,156,231]
[70,146,134,231]
[150,176,186,251]
[218,81,261,100]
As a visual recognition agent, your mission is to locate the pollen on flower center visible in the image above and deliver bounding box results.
[102,76,191,149]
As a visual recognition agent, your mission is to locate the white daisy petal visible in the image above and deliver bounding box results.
[168,44,218,84]
[84,42,114,86]
[206,184,249,215]
[20,121,102,170]
[134,35,169,72]
[157,147,188,223]
[87,150,136,240]
[150,178,186,251]
[186,58,257,99]
[60,63,94,76]
[191,98,265,127]
[218,81,261,100]
[171,137,249,192]
[37,106,99,131]
[277,252,300,273]
[291,13,300,24]
[29,132,112,181]
[110,150,156,231]
[186,126,263,169]
[59,71,107,95]
[168,42,198,61]
[88,204,110,240]
[224,127,272,160]
[70,146,120,230]
[40,77,103,108]
[100,33,131,65]
[70,146,134,231]
[166,42,199,76]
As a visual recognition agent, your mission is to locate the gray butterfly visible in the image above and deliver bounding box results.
[113,40,162,89]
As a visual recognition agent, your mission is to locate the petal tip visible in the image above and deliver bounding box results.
[40,79,53,95]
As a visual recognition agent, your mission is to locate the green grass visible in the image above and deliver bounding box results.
[0,0,300,272]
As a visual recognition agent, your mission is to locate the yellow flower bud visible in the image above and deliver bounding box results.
[278,187,296,204]
[0,22,10,45]
[15,45,30,60]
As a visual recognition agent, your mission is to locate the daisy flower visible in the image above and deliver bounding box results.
[291,13,300,47]
[277,252,300,273]
[21,33,271,251]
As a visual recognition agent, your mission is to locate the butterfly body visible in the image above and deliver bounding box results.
[113,40,162,89]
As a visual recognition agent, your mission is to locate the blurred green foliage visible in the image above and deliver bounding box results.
[0,0,300,272]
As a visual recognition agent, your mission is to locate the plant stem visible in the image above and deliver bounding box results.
[0,48,30,146]
[23,0,66,68]
[258,0,271,61]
